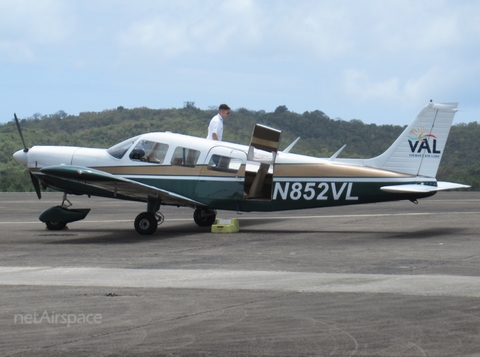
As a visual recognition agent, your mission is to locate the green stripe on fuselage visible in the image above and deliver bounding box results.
[132,176,435,212]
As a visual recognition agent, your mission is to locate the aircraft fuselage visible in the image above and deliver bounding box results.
[21,131,434,212]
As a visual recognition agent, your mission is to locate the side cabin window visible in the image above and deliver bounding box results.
[207,154,242,173]
[129,140,169,163]
[171,147,200,167]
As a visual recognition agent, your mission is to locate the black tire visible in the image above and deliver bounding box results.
[45,221,67,230]
[193,208,216,227]
[134,212,158,235]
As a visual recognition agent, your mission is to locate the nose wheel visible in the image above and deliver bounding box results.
[40,193,91,230]
[134,211,164,235]
[45,220,67,231]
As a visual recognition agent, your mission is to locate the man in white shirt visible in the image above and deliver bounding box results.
[207,104,230,141]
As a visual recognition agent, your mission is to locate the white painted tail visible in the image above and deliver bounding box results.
[366,101,458,177]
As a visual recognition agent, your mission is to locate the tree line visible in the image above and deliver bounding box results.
[0,105,478,191]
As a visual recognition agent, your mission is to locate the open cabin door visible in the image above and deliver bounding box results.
[194,146,247,203]
[244,124,281,200]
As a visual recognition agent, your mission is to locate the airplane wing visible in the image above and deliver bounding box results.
[380,181,470,193]
[39,165,205,207]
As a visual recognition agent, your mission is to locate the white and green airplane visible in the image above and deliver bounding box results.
[13,100,469,235]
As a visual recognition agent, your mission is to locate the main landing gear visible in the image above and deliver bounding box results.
[134,211,164,235]
[41,196,218,235]
[193,208,217,227]
[133,204,217,235]
[134,200,164,235]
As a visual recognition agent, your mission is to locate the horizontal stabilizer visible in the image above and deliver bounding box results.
[436,181,471,191]
[381,181,470,193]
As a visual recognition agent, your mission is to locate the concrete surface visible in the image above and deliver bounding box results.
[1,191,480,356]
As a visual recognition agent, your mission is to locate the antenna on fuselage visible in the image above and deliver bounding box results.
[329,144,346,161]
[283,137,300,153]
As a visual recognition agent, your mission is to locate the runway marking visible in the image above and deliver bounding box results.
[1,266,480,297]
[1,211,479,225]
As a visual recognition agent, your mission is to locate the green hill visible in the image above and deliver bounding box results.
[1,105,478,191]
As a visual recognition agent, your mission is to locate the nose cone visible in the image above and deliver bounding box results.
[13,149,28,166]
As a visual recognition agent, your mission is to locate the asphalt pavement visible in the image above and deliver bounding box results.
[1,191,480,356]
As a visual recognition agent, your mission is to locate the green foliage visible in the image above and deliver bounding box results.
[1,107,478,192]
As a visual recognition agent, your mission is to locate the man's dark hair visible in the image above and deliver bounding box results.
[219,104,230,111]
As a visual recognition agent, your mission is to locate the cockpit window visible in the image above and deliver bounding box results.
[171,147,200,167]
[129,140,169,163]
[107,136,140,159]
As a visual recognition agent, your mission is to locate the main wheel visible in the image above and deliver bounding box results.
[45,221,67,230]
[134,212,158,235]
[193,208,216,227]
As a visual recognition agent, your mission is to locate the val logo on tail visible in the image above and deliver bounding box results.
[13,100,469,235]
[408,128,441,155]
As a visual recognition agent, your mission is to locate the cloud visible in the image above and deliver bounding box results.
[114,0,356,62]
[0,41,34,62]
[342,69,401,102]
[6,0,477,68]
[0,0,73,43]
[341,63,479,111]
[2,0,480,124]
[115,0,266,61]
[0,0,74,62]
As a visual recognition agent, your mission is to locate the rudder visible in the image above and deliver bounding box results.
[366,101,458,177]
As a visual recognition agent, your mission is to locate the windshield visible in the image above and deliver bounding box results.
[107,135,141,159]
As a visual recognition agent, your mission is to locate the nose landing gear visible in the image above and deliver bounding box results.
[39,193,91,230]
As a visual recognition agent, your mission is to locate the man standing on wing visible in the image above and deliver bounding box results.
[207,104,230,141]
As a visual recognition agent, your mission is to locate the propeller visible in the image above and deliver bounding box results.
[14,113,28,152]
[14,113,42,199]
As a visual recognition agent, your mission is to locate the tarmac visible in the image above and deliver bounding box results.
[1,191,480,356]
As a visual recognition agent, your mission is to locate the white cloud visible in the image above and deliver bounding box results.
[340,62,480,114]
[116,0,266,60]
[111,0,480,67]
[342,69,402,102]
[118,18,192,58]
[0,0,75,62]
[2,0,480,124]
[0,41,34,62]
[0,0,72,42]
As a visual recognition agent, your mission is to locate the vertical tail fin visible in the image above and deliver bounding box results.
[366,101,458,177]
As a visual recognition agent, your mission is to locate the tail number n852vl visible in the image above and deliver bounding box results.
[273,182,358,201]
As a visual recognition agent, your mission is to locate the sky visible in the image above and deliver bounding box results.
[1,0,480,126]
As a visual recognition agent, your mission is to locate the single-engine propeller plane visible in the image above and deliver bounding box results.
[13,101,469,235]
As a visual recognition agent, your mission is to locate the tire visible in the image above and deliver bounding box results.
[193,208,216,227]
[134,212,158,235]
[45,221,67,230]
